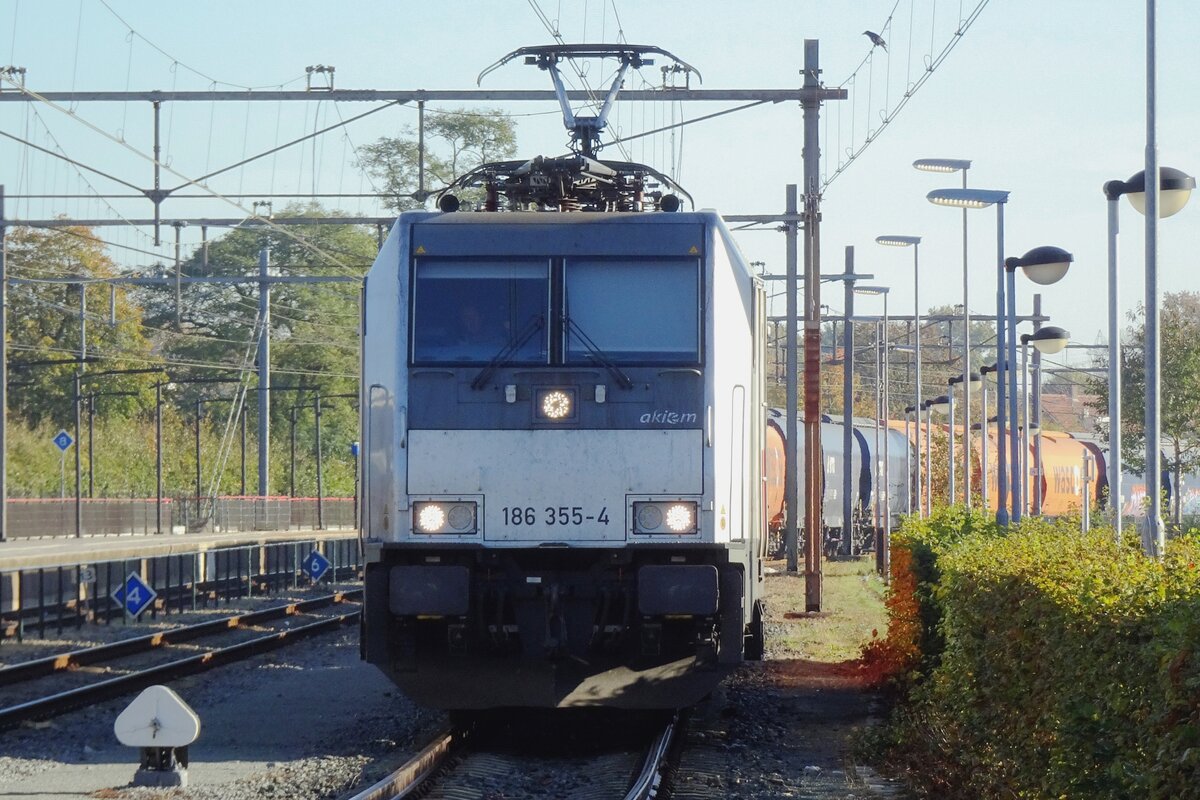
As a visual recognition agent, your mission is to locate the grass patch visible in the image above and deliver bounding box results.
[763,556,888,662]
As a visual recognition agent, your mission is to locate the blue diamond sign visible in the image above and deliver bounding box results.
[302,550,332,583]
[110,572,157,618]
[52,429,74,452]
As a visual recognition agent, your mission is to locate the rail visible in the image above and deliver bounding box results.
[0,598,360,728]
[345,727,458,800]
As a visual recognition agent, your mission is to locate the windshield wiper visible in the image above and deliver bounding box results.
[564,316,634,390]
[471,315,545,390]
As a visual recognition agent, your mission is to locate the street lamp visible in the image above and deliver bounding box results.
[855,284,891,576]
[978,362,1003,509]
[904,404,916,516]
[946,373,978,504]
[1020,327,1070,515]
[928,187,1011,524]
[916,158,975,507]
[1003,247,1074,522]
[922,399,938,514]
[876,234,922,514]
[1103,165,1194,546]
[930,392,954,507]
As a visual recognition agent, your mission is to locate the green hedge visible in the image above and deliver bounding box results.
[885,506,1001,678]
[885,512,1200,798]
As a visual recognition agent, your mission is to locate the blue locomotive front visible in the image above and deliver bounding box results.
[359,210,767,709]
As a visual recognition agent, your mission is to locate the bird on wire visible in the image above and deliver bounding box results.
[863,30,887,51]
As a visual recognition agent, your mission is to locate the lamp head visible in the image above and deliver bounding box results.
[913,158,972,173]
[930,394,951,414]
[1007,245,1074,285]
[1029,325,1070,355]
[853,285,890,296]
[875,235,921,247]
[1115,166,1195,217]
[926,188,1010,209]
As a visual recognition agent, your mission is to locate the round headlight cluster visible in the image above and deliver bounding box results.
[633,501,698,534]
[414,501,477,534]
[417,504,446,533]
[665,504,694,532]
[447,504,474,531]
[541,390,572,419]
[636,504,664,531]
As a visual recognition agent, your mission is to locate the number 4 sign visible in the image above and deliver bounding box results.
[110,572,158,618]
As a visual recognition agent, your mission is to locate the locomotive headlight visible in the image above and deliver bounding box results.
[535,387,576,421]
[636,504,664,532]
[414,501,478,534]
[633,501,698,534]
[447,504,475,531]
[416,504,446,533]
[665,504,695,532]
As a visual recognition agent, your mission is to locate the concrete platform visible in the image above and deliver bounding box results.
[0,529,358,571]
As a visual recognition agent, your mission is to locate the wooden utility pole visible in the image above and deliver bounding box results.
[802,39,825,612]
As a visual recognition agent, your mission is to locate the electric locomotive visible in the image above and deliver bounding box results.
[359,45,768,710]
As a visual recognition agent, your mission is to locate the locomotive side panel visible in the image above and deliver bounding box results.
[362,219,410,547]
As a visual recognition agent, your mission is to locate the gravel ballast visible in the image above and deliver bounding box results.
[0,557,907,799]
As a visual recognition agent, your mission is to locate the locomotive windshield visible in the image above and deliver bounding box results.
[565,259,700,364]
[411,257,700,366]
[412,259,549,364]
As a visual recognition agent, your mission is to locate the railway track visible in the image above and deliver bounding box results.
[0,590,362,728]
[346,713,679,800]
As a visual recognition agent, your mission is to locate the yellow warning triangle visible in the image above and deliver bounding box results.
[415,245,426,255]
[688,245,699,254]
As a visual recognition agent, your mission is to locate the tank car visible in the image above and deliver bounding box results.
[359,45,768,711]
[763,410,915,555]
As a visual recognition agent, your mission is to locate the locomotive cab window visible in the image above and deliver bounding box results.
[412,259,549,364]
[564,259,700,364]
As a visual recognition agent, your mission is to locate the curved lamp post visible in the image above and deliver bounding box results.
[947,372,981,505]
[1004,247,1074,522]
[1103,166,1194,547]
[921,398,931,515]
[855,284,892,575]
[928,187,1011,524]
[930,393,952,506]
[876,235,922,514]
[1020,326,1070,515]
[916,158,975,507]
[904,404,916,516]
[978,362,1003,509]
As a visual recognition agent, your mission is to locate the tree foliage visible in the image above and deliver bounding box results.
[6,226,160,426]
[356,107,518,210]
[1087,290,1200,521]
[133,203,371,496]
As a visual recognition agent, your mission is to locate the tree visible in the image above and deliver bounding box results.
[5,225,160,426]
[357,107,518,210]
[135,203,373,495]
[1087,291,1200,525]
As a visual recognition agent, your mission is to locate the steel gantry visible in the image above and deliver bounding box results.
[1,54,846,613]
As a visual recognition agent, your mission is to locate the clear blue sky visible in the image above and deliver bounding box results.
[2,0,1198,372]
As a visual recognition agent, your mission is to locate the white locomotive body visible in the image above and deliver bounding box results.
[359,210,768,709]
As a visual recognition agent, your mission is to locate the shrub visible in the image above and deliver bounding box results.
[881,512,1200,798]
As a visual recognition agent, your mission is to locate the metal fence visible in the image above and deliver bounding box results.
[0,535,361,641]
[4,496,357,539]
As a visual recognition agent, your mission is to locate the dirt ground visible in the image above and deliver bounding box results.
[707,556,909,799]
